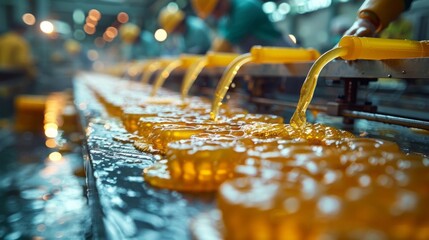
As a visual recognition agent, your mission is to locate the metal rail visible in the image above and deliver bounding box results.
[250,97,328,112]
[250,97,429,131]
[185,58,429,79]
[343,110,429,131]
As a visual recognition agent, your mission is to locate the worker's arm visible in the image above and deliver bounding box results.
[344,0,413,37]
[214,1,262,51]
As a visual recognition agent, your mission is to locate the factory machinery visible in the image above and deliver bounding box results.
[74,37,429,239]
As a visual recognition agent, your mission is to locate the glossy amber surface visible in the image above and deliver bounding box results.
[217,138,429,240]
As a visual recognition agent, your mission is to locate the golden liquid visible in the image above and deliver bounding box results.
[210,53,253,121]
[181,58,208,100]
[83,73,429,240]
[290,47,348,129]
[140,61,162,85]
[215,137,429,240]
[150,59,182,97]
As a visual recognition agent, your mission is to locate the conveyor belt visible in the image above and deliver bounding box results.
[75,79,215,239]
[76,61,429,238]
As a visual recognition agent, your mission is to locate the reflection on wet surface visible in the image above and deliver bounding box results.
[0,129,89,239]
[84,119,216,239]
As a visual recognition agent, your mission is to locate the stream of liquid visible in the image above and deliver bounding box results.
[290,47,347,129]
[141,62,161,85]
[150,60,182,96]
[181,58,208,100]
[210,53,253,121]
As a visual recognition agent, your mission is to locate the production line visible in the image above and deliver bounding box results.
[74,36,429,239]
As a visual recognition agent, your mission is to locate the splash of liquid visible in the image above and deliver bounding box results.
[210,53,253,121]
[290,47,347,129]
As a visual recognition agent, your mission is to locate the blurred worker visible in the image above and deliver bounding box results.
[344,0,414,37]
[0,22,36,80]
[158,6,211,55]
[191,0,295,53]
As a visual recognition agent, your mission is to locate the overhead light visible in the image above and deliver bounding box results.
[73,29,86,41]
[84,24,96,35]
[167,2,179,11]
[288,34,297,44]
[87,50,99,61]
[22,13,36,25]
[40,21,54,34]
[154,28,167,42]
[278,3,291,15]
[117,12,129,24]
[73,9,85,24]
[89,9,101,21]
[262,1,276,14]
[105,26,118,39]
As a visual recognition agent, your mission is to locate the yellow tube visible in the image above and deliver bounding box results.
[339,36,429,60]
[251,46,320,64]
[180,54,204,68]
[180,52,241,100]
[206,52,241,67]
[150,59,182,97]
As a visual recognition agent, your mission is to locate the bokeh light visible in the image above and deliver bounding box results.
[103,32,113,42]
[45,128,58,138]
[73,9,85,24]
[48,152,62,162]
[87,49,99,61]
[22,13,36,25]
[105,26,118,39]
[94,37,105,48]
[45,139,57,148]
[117,12,129,24]
[154,28,167,42]
[73,29,86,40]
[86,16,98,27]
[40,21,54,34]
[262,1,276,14]
[288,34,297,44]
[84,24,96,35]
[89,9,101,21]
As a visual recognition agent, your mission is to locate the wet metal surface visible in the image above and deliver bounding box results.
[75,80,215,239]
[0,130,89,240]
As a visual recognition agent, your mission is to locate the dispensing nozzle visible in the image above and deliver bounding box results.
[338,36,429,60]
[250,46,320,64]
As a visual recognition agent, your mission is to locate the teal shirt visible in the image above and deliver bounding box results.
[218,0,292,52]
[184,16,211,54]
